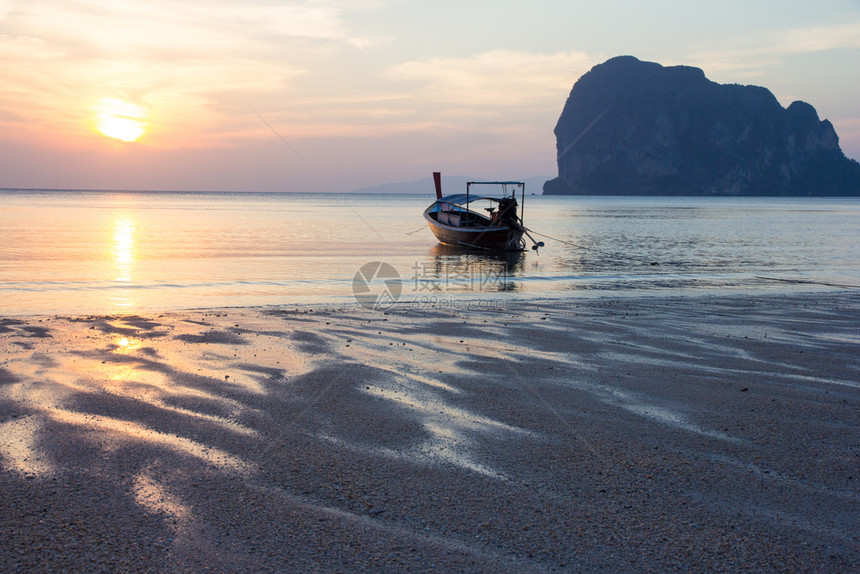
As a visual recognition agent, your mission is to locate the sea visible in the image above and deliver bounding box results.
[1,189,858,316]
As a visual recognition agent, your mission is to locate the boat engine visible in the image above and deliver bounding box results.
[497,197,519,227]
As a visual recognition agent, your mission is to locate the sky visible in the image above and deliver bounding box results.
[1,0,859,192]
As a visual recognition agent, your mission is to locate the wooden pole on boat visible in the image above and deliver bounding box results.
[520,182,525,225]
[433,172,442,199]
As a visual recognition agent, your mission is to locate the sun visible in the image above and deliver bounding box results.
[94,98,147,142]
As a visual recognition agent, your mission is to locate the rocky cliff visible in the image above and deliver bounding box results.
[544,56,860,196]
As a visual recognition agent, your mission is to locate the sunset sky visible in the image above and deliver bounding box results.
[1,0,859,192]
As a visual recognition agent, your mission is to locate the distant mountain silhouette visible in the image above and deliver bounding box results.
[544,56,860,196]
[352,175,548,195]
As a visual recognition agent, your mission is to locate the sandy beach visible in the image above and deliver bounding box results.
[1,292,858,572]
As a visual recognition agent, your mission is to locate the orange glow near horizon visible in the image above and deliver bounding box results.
[95,98,148,142]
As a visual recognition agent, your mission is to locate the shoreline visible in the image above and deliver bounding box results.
[3,282,856,320]
[1,291,858,571]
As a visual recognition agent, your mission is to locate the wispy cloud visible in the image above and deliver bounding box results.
[778,20,860,53]
[0,0,376,146]
[684,19,860,78]
[385,49,593,107]
[8,0,373,54]
[245,49,596,142]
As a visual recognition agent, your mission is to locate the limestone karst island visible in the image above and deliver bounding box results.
[544,56,860,196]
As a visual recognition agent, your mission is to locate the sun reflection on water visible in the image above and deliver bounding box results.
[114,217,136,282]
[112,216,137,308]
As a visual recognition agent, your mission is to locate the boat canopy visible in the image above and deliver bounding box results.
[433,193,502,206]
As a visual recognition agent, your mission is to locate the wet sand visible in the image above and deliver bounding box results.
[1,293,858,572]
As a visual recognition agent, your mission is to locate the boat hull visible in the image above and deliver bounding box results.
[423,210,523,251]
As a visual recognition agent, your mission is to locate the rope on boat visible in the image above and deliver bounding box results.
[406,224,428,235]
[527,229,860,288]
[524,227,660,266]
[253,109,390,247]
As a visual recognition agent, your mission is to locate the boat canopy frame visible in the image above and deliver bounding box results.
[460,181,526,223]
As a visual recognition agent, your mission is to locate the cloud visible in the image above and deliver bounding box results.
[221,48,597,144]
[385,49,593,107]
[237,49,595,148]
[0,0,375,147]
[7,0,372,54]
[0,3,592,154]
[778,20,860,53]
[684,19,860,78]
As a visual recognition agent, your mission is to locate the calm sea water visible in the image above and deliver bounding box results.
[1,190,858,316]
